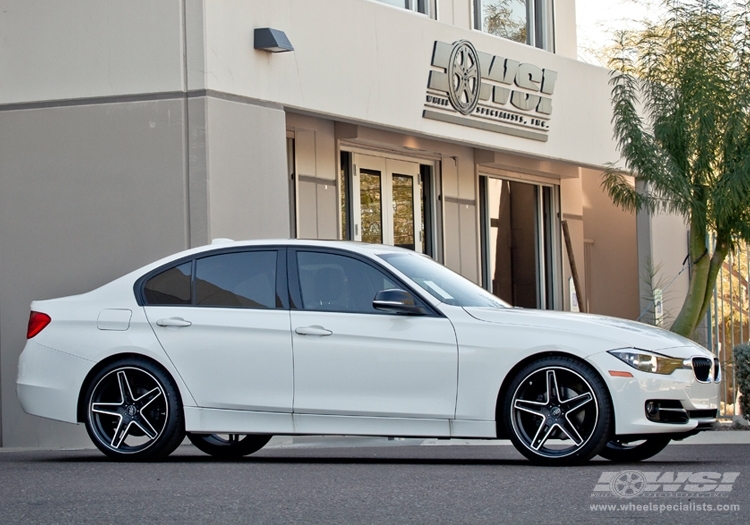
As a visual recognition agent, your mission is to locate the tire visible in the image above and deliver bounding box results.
[503,356,612,465]
[187,433,272,458]
[83,357,184,461]
[598,437,671,462]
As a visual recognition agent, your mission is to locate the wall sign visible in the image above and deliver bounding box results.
[423,40,557,142]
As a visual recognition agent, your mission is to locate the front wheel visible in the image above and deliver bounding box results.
[84,358,184,461]
[187,433,272,458]
[598,437,671,462]
[503,357,612,465]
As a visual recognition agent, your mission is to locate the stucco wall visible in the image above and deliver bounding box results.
[581,168,639,319]
[0,100,190,447]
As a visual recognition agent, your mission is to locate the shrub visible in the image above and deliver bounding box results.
[733,343,750,419]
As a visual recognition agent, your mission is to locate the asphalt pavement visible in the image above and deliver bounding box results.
[1,433,748,525]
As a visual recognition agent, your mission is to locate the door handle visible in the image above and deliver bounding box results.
[156,317,192,328]
[295,325,333,336]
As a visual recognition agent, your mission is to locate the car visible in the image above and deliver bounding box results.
[17,239,720,464]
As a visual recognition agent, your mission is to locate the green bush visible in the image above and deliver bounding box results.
[733,343,750,419]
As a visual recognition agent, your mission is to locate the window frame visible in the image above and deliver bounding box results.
[286,247,442,317]
[135,246,289,310]
[374,0,436,17]
[473,0,555,51]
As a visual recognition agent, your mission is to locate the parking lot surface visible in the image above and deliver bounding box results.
[0,438,747,524]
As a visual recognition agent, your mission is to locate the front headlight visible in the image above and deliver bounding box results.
[608,349,685,375]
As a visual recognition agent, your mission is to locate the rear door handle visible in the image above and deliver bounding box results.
[295,325,333,336]
[156,317,192,328]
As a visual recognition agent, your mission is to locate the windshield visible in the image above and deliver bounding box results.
[379,252,509,308]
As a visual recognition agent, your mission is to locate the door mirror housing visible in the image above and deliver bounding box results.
[372,289,426,315]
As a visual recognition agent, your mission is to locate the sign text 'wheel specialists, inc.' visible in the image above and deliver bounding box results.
[423,40,557,142]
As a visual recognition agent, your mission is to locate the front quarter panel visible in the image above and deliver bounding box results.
[446,306,620,422]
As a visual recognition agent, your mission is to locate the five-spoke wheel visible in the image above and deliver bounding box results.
[504,357,611,465]
[187,433,272,458]
[84,358,184,460]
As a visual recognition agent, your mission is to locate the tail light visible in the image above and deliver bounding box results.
[27,311,51,339]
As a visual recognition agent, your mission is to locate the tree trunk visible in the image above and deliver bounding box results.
[669,222,729,339]
[670,220,709,338]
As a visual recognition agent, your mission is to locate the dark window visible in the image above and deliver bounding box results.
[195,251,277,308]
[144,262,192,305]
[297,252,398,313]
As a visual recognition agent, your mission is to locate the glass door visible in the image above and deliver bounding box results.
[351,154,422,252]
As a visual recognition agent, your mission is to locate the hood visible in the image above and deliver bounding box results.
[462,307,712,358]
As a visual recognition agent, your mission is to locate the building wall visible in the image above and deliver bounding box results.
[0,0,642,448]
[0,99,190,447]
[286,114,339,240]
[637,203,690,330]
[202,0,620,168]
[204,96,290,241]
[0,0,186,102]
[581,168,639,319]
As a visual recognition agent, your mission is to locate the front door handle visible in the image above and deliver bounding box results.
[156,317,192,328]
[295,325,333,336]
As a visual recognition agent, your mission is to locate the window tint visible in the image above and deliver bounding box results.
[297,252,398,313]
[196,251,278,308]
[144,262,192,305]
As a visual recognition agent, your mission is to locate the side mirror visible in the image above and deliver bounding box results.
[372,289,426,315]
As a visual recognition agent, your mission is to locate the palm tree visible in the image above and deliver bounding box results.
[603,0,750,338]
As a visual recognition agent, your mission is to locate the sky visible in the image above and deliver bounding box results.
[576,0,662,66]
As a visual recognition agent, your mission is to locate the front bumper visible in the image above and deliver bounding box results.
[17,339,94,424]
[587,349,720,438]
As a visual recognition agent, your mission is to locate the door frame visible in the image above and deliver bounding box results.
[479,173,562,310]
[351,154,422,252]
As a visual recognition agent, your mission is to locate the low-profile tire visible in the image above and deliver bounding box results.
[598,437,671,462]
[187,433,272,458]
[503,356,612,465]
[83,357,184,461]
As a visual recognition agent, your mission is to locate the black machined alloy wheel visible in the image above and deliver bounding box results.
[187,433,272,459]
[84,358,184,461]
[598,437,671,463]
[504,357,612,465]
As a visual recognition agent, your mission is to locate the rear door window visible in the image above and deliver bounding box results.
[195,251,278,308]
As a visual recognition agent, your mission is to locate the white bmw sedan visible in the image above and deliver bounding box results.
[18,240,719,464]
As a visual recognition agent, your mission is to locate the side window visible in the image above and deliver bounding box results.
[143,262,192,305]
[195,251,278,308]
[297,252,398,313]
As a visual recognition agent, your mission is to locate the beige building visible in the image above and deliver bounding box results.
[0,0,648,448]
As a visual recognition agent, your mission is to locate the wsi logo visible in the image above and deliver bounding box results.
[423,40,556,142]
[593,471,740,498]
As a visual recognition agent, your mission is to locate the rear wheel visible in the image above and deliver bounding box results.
[503,356,612,465]
[84,358,184,461]
[598,437,671,462]
[187,433,272,458]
